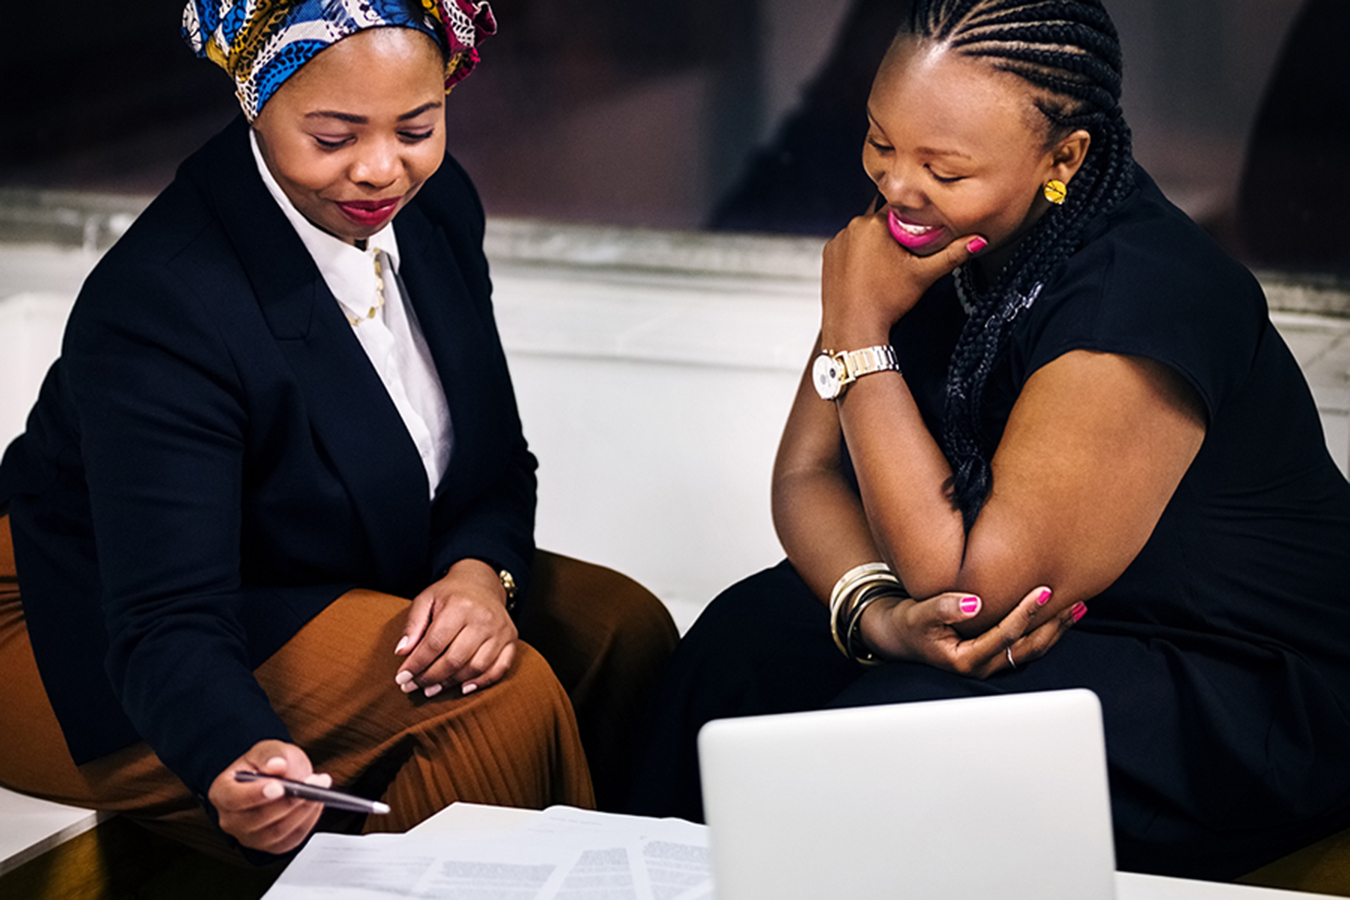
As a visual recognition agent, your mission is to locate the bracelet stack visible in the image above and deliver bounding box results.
[828,563,907,666]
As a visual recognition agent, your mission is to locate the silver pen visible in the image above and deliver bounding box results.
[234,771,391,815]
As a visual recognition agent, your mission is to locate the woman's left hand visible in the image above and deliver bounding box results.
[820,207,985,350]
[858,584,1084,679]
[395,559,518,697]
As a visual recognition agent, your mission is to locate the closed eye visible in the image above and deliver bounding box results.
[927,165,965,185]
[866,137,894,154]
[399,128,436,143]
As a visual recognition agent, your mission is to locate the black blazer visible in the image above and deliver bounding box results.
[0,117,537,798]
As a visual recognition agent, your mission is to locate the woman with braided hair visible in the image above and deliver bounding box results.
[0,0,679,863]
[629,0,1350,879]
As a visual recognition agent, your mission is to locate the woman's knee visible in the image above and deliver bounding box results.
[518,552,678,690]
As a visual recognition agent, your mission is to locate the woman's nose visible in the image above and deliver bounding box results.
[350,141,400,188]
[875,166,925,210]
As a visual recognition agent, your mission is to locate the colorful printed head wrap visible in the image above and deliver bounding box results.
[183,0,497,121]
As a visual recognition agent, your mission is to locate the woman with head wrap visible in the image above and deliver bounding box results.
[0,0,676,860]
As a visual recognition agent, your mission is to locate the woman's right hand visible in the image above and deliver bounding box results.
[858,585,1085,679]
[820,208,985,350]
[208,740,331,854]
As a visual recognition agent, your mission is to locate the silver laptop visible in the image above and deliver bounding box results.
[698,688,1116,900]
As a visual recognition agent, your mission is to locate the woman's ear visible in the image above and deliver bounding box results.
[1051,129,1092,185]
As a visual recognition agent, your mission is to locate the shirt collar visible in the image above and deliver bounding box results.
[249,129,402,320]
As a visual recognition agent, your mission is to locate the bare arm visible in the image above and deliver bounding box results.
[772,333,1086,676]
[842,349,1206,635]
[771,334,885,603]
[815,209,1207,639]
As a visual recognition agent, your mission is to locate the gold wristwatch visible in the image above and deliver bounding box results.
[497,568,518,613]
[813,345,902,400]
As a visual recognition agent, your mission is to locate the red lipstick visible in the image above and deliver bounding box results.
[336,197,401,229]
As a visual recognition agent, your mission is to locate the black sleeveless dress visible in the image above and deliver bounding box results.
[626,167,1350,881]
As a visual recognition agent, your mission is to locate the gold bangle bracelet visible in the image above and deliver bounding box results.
[845,587,905,666]
[831,574,897,655]
[829,563,893,608]
[829,569,901,658]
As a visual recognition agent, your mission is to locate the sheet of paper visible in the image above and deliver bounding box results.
[265,832,582,900]
[264,805,711,900]
[667,884,715,900]
[547,841,648,900]
[533,807,713,900]
[535,806,709,844]
[412,842,574,900]
[641,837,713,900]
[410,801,539,836]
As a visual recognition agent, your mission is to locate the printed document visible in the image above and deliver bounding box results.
[261,804,713,900]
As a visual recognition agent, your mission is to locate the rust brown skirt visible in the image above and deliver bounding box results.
[0,517,612,862]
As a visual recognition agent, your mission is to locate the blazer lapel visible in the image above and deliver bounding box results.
[392,202,492,504]
[191,118,431,591]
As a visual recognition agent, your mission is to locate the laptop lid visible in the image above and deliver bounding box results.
[698,688,1116,900]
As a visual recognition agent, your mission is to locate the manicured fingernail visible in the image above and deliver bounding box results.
[262,781,285,800]
[395,636,409,654]
[424,684,443,698]
[1037,588,1052,606]
[966,237,988,254]
[1072,602,1088,622]
[959,596,980,615]
[400,679,418,694]
[395,670,414,686]
[266,756,286,769]
[462,683,479,696]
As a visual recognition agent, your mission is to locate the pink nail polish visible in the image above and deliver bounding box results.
[462,683,479,696]
[1037,588,1052,606]
[966,237,988,254]
[959,596,980,615]
[400,680,417,694]
[394,636,409,654]
[424,684,443,699]
[1072,602,1088,623]
[395,670,413,686]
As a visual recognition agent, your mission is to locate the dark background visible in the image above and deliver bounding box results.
[3,0,1346,274]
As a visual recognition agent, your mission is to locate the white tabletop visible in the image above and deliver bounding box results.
[1115,872,1334,899]
[0,786,103,877]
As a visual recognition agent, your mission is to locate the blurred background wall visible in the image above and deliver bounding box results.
[5,0,1346,272]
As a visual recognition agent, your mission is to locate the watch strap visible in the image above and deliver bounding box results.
[497,568,518,613]
[837,345,900,384]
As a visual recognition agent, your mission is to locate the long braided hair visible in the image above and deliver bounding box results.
[897,0,1136,528]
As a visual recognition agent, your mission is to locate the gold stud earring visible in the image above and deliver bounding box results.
[1044,179,1068,205]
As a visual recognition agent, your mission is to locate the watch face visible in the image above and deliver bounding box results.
[813,354,842,400]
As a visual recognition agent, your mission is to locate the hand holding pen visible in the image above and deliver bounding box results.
[234,770,390,815]
[209,739,386,854]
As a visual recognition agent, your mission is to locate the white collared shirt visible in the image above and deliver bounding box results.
[250,130,453,498]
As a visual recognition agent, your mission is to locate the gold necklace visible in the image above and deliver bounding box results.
[346,250,387,327]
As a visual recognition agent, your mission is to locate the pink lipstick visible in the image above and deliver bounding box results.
[337,197,401,229]
[887,208,948,252]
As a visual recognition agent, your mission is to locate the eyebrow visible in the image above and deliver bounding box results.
[916,146,974,160]
[304,101,444,124]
